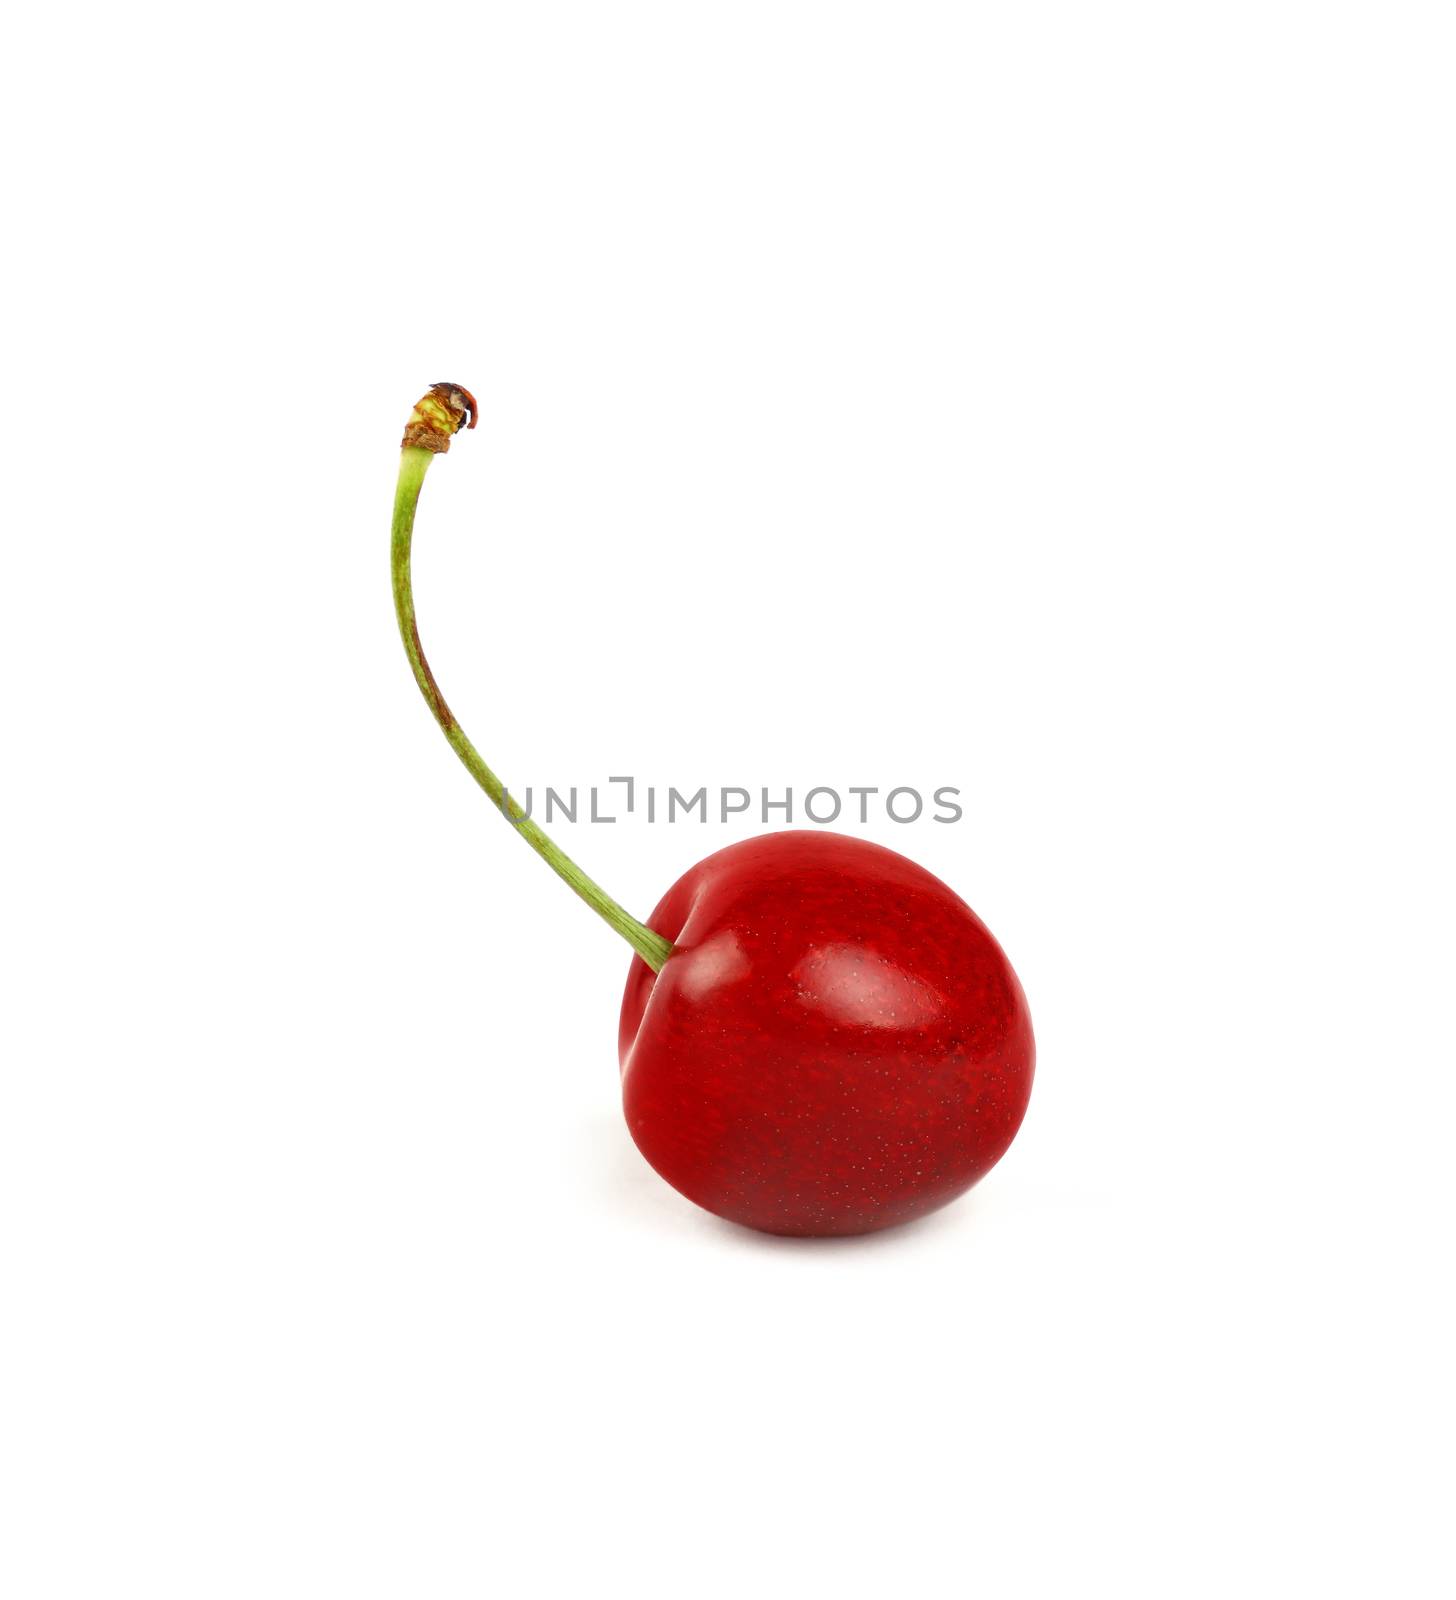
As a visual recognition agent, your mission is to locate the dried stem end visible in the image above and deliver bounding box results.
[401,382,479,453]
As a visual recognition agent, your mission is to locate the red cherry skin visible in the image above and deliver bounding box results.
[618,831,1034,1237]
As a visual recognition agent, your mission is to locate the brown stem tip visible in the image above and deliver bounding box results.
[401,382,479,452]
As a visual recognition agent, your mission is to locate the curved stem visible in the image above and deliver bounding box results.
[392,437,673,972]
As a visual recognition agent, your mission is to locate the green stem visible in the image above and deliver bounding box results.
[391,443,674,972]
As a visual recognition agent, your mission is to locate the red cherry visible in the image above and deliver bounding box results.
[392,393,1034,1239]
[619,831,1034,1237]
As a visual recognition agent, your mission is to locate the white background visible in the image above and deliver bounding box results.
[3,4,1452,1595]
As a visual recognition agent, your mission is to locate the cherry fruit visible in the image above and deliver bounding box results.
[392,386,1034,1238]
[621,831,1032,1235]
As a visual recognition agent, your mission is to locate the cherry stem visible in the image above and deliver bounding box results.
[391,387,674,972]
